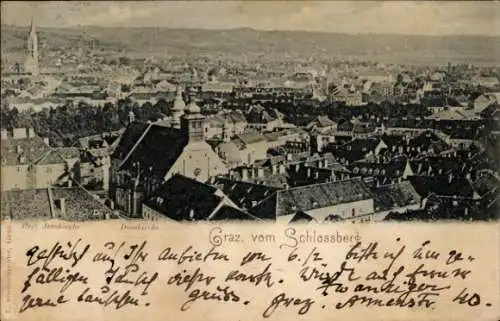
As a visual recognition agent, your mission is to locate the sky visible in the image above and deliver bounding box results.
[2,1,500,36]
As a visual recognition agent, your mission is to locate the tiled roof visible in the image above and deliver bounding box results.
[251,178,373,219]
[408,175,475,198]
[329,138,382,163]
[1,186,116,220]
[373,181,421,212]
[144,175,254,221]
[263,128,306,142]
[210,177,282,209]
[36,150,67,165]
[205,111,247,127]
[119,124,188,177]
[472,173,500,197]
[233,131,267,147]
[144,175,220,221]
[1,136,51,166]
[289,211,317,224]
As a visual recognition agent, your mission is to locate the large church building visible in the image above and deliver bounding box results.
[109,92,229,217]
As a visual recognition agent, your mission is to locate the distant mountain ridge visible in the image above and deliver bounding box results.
[2,25,499,64]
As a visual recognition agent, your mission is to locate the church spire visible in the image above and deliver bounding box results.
[29,16,35,34]
[25,16,39,76]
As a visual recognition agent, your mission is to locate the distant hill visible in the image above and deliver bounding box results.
[2,25,499,65]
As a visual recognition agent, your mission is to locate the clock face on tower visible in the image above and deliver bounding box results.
[193,167,202,177]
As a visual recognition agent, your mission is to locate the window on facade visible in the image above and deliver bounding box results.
[352,208,356,217]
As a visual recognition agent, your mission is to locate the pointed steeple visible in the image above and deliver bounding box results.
[29,16,35,34]
[25,16,39,76]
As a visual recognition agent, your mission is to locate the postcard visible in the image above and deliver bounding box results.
[1,1,499,321]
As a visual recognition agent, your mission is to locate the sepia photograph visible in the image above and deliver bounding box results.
[2,1,499,224]
[1,2,500,321]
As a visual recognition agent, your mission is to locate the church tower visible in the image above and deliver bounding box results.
[171,86,185,129]
[181,95,205,143]
[24,17,39,76]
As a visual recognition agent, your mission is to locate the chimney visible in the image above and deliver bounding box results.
[12,128,27,139]
[286,153,293,161]
[16,145,23,154]
[43,137,50,146]
[55,198,66,217]
[27,128,35,138]
[324,158,328,168]
[0,129,8,140]
[241,167,248,181]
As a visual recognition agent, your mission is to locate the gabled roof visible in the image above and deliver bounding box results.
[329,138,383,163]
[210,177,282,209]
[143,175,255,221]
[209,205,259,221]
[1,136,50,166]
[408,175,475,198]
[112,122,151,160]
[205,111,247,127]
[289,210,317,224]
[373,181,421,212]
[251,178,373,219]
[232,131,267,147]
[119,124,188,177]
[1,185,117,220]
[1,136,76,167]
